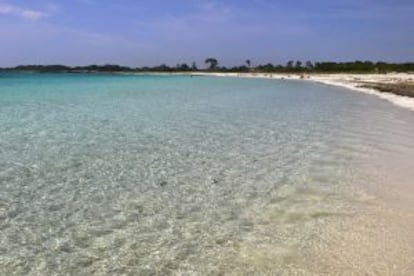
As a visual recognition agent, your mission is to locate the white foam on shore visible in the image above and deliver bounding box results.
[192,72,414,111]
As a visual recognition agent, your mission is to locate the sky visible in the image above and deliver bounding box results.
[0,0,413,67]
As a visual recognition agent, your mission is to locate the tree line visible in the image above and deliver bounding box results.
[1,59,413,73]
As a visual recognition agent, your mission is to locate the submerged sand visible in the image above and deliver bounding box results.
[190,72,414,111]
[190,72,414,274]
[2,72,412,274]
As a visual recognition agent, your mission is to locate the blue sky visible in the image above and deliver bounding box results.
[0,0,413,67]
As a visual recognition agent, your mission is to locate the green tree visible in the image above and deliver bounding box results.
[205,58,218,70]
[305,61,314,70]
[245,59,251,68]
[176,63,190,71]
[286,60,294,70]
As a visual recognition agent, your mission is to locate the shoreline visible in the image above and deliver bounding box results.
[188,72,414,274]
[1,71,413,274]
[3,70,413,111]
[188,72,414,111]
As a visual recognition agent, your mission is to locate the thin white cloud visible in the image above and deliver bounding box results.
[0,2,47,20]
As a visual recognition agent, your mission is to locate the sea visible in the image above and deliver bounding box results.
[0,72,413,275]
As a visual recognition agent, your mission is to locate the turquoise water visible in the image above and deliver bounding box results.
[1,73,413,275]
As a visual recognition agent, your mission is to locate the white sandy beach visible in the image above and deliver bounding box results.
[190,72,414,111]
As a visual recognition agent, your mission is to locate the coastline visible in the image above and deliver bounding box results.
[189,72,414,111]
[1,71,413,274]
[189,72,414,274]
[3,70,413,111]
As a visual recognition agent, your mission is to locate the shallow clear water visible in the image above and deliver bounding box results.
[0,73,413,275]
